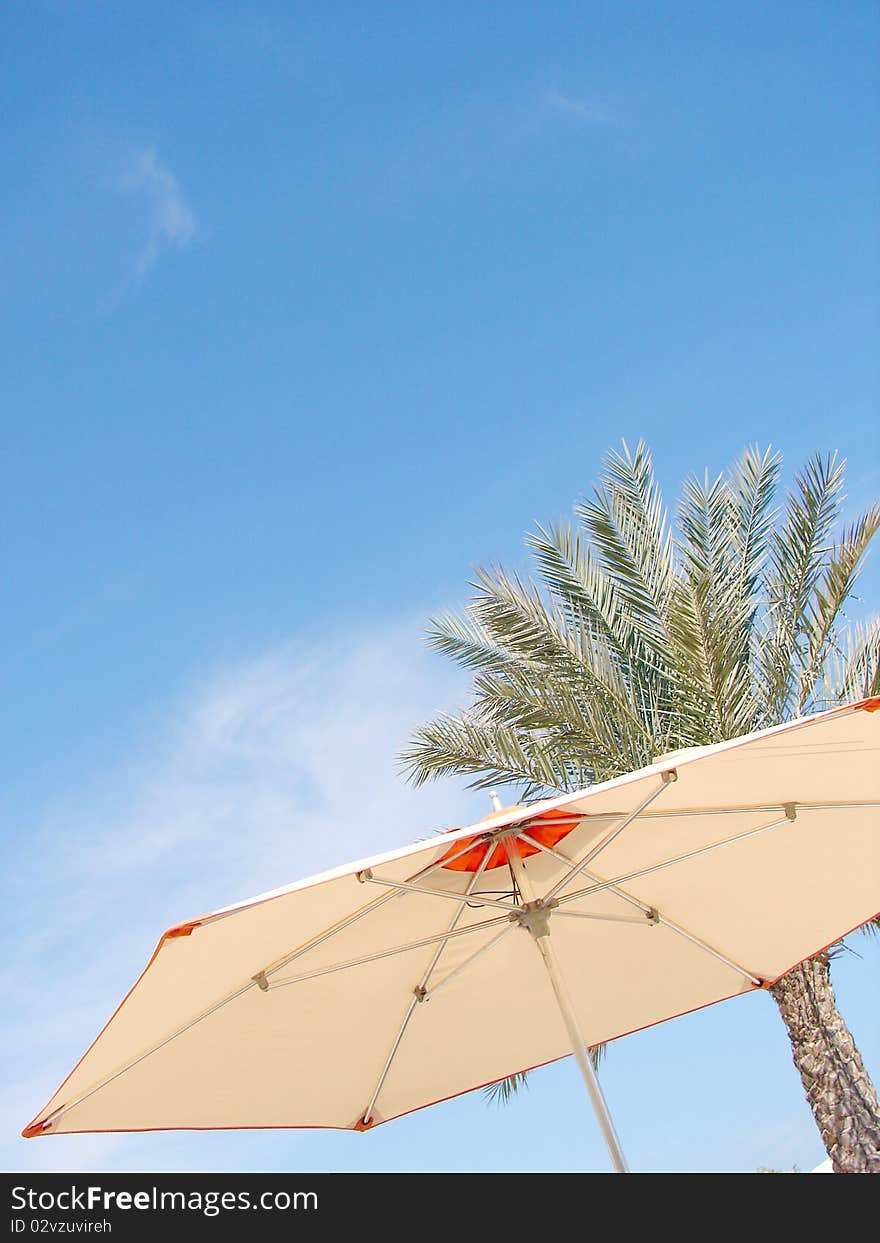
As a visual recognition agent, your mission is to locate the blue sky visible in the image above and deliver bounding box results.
[2,1,878,1173]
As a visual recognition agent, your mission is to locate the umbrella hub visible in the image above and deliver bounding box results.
[515,901,553,940]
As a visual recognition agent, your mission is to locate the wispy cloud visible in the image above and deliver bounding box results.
[544,89,617,127]
[3,622,473,1172]
[372,86,621,211]
[117,147,197,277]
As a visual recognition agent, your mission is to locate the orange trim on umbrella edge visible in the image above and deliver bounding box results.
[853,695,880,713]
[162,920,203,940]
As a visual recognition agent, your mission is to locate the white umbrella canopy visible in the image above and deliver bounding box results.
[24,698,880,1171]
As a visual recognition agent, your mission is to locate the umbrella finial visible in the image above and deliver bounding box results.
[489,789,503,813]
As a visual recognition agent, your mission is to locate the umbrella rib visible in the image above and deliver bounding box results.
[358,847,496,1127]
[358,872,522,913]
[552,909,654,925]
[256,834,498,985]
[269,914,512,989]
[556,808,798,908]
[639,909,762,986]
[553,810,802,985]
[258,888,401,984]
[420,924,518,1002]
[518,831,656,918]
[518,831,763,986]
[406,835,493,880]
[541,775,677,907]
[555,799,880,822]
[34,976,261,1134]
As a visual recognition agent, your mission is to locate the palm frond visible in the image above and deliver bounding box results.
[799,505,880,707]
[728,444,781,604]
[576,440,676,657]
[674,469,739,739]
[468,565,656,747]
[825,616,880,702]
[481,1044,603,1105]
[400,711,563,796]
[526,521,631,657]
[469,668,646,785]
[759,452,846,719]
[482,1072,531,1105]
[426,607,520,673]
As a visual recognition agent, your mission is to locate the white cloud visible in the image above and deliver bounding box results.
[3,622,475,1172]
[117,147,197,276]
[544,89,617,126]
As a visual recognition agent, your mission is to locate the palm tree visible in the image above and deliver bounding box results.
[402,441,880,1173]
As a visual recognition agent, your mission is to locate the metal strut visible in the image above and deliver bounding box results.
[517,829,763,987]
[502,836,630,1174]
[358,844,499,1128]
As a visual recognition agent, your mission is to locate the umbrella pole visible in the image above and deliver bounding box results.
[503,833,630,1174]
[533,930,629,1174]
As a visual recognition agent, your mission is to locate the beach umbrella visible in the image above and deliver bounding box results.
[23,698,880,1171]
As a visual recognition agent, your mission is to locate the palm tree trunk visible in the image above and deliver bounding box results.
[770,953,880,1172]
